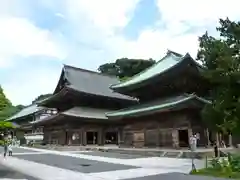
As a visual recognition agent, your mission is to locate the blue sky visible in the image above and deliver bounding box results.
[0,0,239,105]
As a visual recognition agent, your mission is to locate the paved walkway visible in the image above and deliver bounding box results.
[0,147,216,180]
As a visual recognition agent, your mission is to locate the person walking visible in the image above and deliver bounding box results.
[213,141,219,158]
[3,141,8,158]
[8,143,12,156]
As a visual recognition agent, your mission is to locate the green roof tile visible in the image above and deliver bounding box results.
[105,94,211,118]
[110,51,202,89]
[6,104,44,121]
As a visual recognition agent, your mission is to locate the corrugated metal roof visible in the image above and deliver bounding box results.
[62,106,109,119]
[110,51,202,89]
[63,65,135,101]
[106,94,211,118]
[6,104,44,121]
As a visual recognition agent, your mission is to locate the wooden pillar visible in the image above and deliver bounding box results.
[80,129,83,145]
[117,129,121,146]
[83,131,87,145]
[65,130,68,145]
[98,129,102,145]
[156,124,160,147]
[216,132,220,146]
[172,129,179,148]
[48,131,52,144]
[143,128,146,147]
[206,128,211,147]
[228,133,233,147]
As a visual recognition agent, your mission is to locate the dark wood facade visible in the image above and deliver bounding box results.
[32,54,234,148]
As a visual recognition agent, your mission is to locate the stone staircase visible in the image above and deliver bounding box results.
[31,145,236,159]
[161,151,183,158]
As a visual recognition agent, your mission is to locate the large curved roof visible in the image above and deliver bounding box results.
[60,65,136,101]
[110,51,203,90]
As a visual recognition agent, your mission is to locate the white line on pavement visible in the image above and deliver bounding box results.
[0,179,27,180]
[13,152,50,155]
[64,151,93,153]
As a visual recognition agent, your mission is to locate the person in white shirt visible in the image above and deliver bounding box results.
[189,135,197,151]
[8,143,12,156]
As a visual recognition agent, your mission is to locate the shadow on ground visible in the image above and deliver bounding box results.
[0,165,38,180]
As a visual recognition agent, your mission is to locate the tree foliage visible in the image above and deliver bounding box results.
[0,86,21,130]
[32,93,52,104]
[98,58,156,79]
[0,121,15,130]
[0,86,11,111]
[0,105,25,121]
[198,18,240,134]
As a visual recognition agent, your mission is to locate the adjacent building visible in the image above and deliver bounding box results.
[6,104,56,144]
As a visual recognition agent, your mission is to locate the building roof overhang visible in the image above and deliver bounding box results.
[110,51,205,92]
[105,93,211,119]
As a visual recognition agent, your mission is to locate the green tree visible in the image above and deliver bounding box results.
[198,18,240,134]
[98,58,156,79]
[0,105,25,120]
[0,86,11,111]
[32,93,52,104]
[0,86,18,129]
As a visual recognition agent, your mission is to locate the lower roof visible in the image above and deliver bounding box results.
[105,94,211,119]
[32,94,210,125]
[32,106,110,125]
[6,104,44,121]
[61,106,108,120]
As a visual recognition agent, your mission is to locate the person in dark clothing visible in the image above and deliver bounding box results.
[213,141,219,158]
[3,141,7,158]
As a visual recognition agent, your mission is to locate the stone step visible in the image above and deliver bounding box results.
[164,151,181,158]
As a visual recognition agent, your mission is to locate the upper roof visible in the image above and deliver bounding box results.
[6,104,44,121]
[106,93,210,119]
[110,50,203,90]
[55,65,136,101]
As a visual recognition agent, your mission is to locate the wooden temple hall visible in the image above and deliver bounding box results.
[7,50,235,148]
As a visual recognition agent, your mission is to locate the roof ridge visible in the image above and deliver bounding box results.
[167,49,183,57]
[110,53,169,88]
[110,51,186,89]
[63,64,118,79]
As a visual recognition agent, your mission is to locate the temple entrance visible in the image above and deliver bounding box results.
[86,131,98,144]
[178,129,189,147]
[105,131,118,144]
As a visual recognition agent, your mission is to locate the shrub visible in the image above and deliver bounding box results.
[0,140,5,146]
[192,154,240,179]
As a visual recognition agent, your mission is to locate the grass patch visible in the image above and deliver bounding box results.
[191,154,240,179]
[191,168,240,179]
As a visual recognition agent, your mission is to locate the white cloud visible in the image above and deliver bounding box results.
[3,67,60,105]
[117,0,240,59]
[157,0,240,27]
[65,0,140,34]
[0,17,66,67]
[2,0,240,105]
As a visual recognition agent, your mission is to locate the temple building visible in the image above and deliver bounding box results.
[5,104,57,144]
[7,50,234,148]
[108,51,212,148]
[33,65,136,145]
